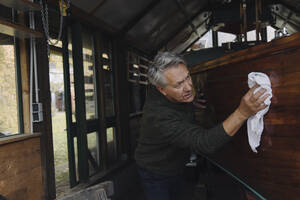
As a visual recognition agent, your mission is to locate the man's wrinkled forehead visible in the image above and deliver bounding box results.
[164,64,189,85]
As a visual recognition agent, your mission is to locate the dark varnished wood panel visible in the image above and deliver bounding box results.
[191,33,300,200]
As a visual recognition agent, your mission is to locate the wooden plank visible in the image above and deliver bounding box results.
[18,13,31,133]
[0,17,43,39]
[0,132,41,145]
[0,136,43,200]
[0,0,40,11]
[191,32,300,200]
[56,181,114,200]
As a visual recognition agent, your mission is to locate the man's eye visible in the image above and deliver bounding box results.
[175,84,182,89]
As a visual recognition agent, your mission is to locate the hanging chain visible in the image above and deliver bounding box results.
[66,0,71,10]
[40,0,71,57]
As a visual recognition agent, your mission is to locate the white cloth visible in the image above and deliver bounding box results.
[247,72,272,153]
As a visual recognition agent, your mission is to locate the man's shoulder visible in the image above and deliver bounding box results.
[144,103,178,117]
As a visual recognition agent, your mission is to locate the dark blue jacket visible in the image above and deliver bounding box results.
[135,86,231,176]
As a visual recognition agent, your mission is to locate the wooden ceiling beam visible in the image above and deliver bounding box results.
[173,0,199,37]
[89,0,106,15]
[120,0,161,34]
[154,7,208,54]
[47,0,117,35]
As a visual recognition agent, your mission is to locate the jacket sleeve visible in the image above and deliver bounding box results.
[154,112,232,154]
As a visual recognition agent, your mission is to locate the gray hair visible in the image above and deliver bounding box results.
[148,52,186,87]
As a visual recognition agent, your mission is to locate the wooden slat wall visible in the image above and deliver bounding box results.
[0,134,43,200]
[191,32,300,200]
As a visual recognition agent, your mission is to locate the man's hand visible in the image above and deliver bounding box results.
[223,84,271,136]
[193,89,207,109]
[236,84,270,120]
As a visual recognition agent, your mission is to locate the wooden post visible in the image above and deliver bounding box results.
[71,21,89,182]
[94,33,108,170]
[255,0,262,41]
[62,16,77,187]
[17,12,31,133]
[112,39,131,158]
[34,16,57,200]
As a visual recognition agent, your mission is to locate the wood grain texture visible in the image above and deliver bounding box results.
[0,17,43,39]
[0,136,43,200]
[191,32,300,200]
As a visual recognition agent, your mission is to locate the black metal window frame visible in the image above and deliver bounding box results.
[60,19,122,187]
[127,51,150,117]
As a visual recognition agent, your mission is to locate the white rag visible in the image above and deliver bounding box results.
[247,72,272,153]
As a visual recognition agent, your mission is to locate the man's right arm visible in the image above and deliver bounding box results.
[222,84,270,136]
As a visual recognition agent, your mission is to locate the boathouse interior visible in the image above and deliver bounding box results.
[0,0,300,200]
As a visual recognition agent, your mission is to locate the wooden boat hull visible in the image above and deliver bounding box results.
[190,32,300,200]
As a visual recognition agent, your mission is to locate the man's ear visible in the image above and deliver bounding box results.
[156,85,167,96]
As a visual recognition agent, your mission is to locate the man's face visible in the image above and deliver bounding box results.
[157,64,195,103]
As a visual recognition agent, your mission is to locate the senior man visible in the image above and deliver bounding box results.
[135,52,269,200]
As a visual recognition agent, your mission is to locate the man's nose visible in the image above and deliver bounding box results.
[183,80,192,92]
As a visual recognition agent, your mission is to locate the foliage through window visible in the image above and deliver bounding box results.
[0,35,20,136]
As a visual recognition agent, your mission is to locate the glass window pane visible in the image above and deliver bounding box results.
[107,127,117,165]
[199,30,213,48]
[87,131,99,175]
[73,137,79,181]
[267,26,276,42]
[218,31,236,46]
[247,30,257,41]
[68,30,76,122]
[82,30,97,120]
[49,49,72,196]
[0,43,18,135]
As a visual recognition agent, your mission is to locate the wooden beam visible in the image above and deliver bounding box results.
[17,13,31,133]
[0,17,43,38]
[174,0,199,37]
[19,39,31,133]
[212,30,218,47]
[112,39,131,157]
[0,0,40,11]
[120,0,161,34]
[62,16,77,187]
[155,7,207,54]
[34,9,56,199]
[0,132,41,145]
[88,0,106,15]
[71,21,89,182]
[47,0,117,35]
[94,33,108,170]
